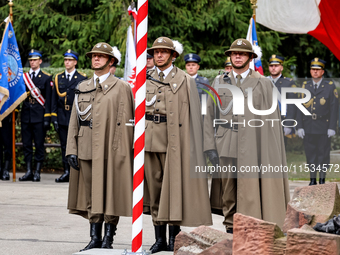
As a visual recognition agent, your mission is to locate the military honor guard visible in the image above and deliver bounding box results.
[0,114,13,180]
[296,58,339,185]
[204,39,290,233]
[224,57,232,72]
[66,43,134,251]
[51,50,87,183]
[19,50,52,182]
[145,37,212,253]
[184,53,209,103]
[267,55,298,145]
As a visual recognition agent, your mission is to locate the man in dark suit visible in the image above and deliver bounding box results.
[296,58,339,185]
[184,53,209,103]
[267,55,298,146]
[19,50,52,182]
[52,50,87,182]
[0,114,12,180]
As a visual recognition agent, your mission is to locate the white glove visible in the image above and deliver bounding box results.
[297,128,305,139]
[284,127,292,136]
[328,129,336,138]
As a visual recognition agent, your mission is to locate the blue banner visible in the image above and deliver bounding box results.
[0,19,26,120]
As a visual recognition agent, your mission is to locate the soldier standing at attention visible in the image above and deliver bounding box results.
[66,43,134,251]
[296,58,338,185]
[184,53,209,103]
[145,37,212,253]
[267,55,298,146]
[52,50,87,183]
[19,50,52,182]
[224,57,232,73]
[204,39,290,234]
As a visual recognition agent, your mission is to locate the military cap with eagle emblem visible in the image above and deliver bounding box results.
[28,49,43,60]
[310,58,326,69]
[224,38,258,58]
[86,42,119,65]
[224,57,232,67]
[184,53,201,64]
[64,49,79,60]
[269,55,284,65]
[147,37,183,58]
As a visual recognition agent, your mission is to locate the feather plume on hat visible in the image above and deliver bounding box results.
[172,40,183,56]
[112,46,121,65]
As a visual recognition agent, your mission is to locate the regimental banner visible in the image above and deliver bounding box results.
[0,18,26,121]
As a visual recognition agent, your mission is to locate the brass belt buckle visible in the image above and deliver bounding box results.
[153,114,161,124]
[312,113,317,120]
[65,105,70,111]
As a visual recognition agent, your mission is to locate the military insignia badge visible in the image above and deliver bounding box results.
[303,81,307,84]
[291,84,297,88]
[329,81,333,85]
[272,54,276,58]
[103,44,107,48]
[157,38,163,43]
[315,57,319,61]
[334,89,338,98]
[189,53,193,59]
[38,75,41,78]
[96,43,102,48]
[62,75,64,78]
[173,83,177,89]
[31,49,34,53]
[320,97,326,105]
[67,49,71,53]
[104,85,108,89]
[75,76,77,79]
[237,40,242,45]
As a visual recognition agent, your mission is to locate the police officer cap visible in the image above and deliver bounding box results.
[269,55,284,65]
[184,53,201,64]
[225,38,258,59]
[147,51,153,59]
[28,49,43,60]
[148,37,181,58]
[86,42,119,65]
[64,49,79,60]
[224,57,232,67]
[310,58,326,69]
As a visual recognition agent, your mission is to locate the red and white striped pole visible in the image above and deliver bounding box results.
[132,0,148,253]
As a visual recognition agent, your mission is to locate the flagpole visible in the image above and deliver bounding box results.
[9,0,16,182]
[250,0,257,22]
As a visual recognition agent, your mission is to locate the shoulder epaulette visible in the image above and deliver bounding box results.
[41,70,51,76]
[78,71,87,77]
[54,71,64,82]
[329,81,334,85]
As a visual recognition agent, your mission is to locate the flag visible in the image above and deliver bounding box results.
[257,0,340,61]
[124,25,137,97]
[0,18,26,121]
[246,17,264,75]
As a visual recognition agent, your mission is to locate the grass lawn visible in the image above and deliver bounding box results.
[286,150,340,181]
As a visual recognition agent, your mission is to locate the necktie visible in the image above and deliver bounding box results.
[159,71,165,82]
[31,71,35,80]
[96,77,100,88]
[67,74,70,81]
[314,84,317,92]
[236,74,242,87]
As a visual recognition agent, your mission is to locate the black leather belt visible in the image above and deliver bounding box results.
[311,113,328,120]
[80,120,92,129]
[146,114,167,124]
[220,123,238,131]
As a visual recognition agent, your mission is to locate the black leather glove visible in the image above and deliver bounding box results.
[67,154,80,171]
[53,121,59,133]
[206,149,219,166]
[44,121,50,131]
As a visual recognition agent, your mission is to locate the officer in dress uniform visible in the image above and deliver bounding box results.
[224,57,232,72]
[267,55,298,146]
[184,53,209,103]
[52,50,87,183]
[0,114,13,180]
[19,50,52,182]
[296,58,339,185]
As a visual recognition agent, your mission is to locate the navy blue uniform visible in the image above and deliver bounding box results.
[51,70,87,165]
[21,70,52,163]
[296,79,339,177]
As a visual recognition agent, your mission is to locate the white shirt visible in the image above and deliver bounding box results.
[93,72,110,88]
[65,69,76,81]
[232,69,250,84]
[156,65,174,80]
[29,68,40,78]
[313,77,323,89]
[191,73,198,79]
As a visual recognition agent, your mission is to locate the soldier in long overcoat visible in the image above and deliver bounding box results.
[144,37,212,253]
[66,43,134,251]
[204,39,290,233]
